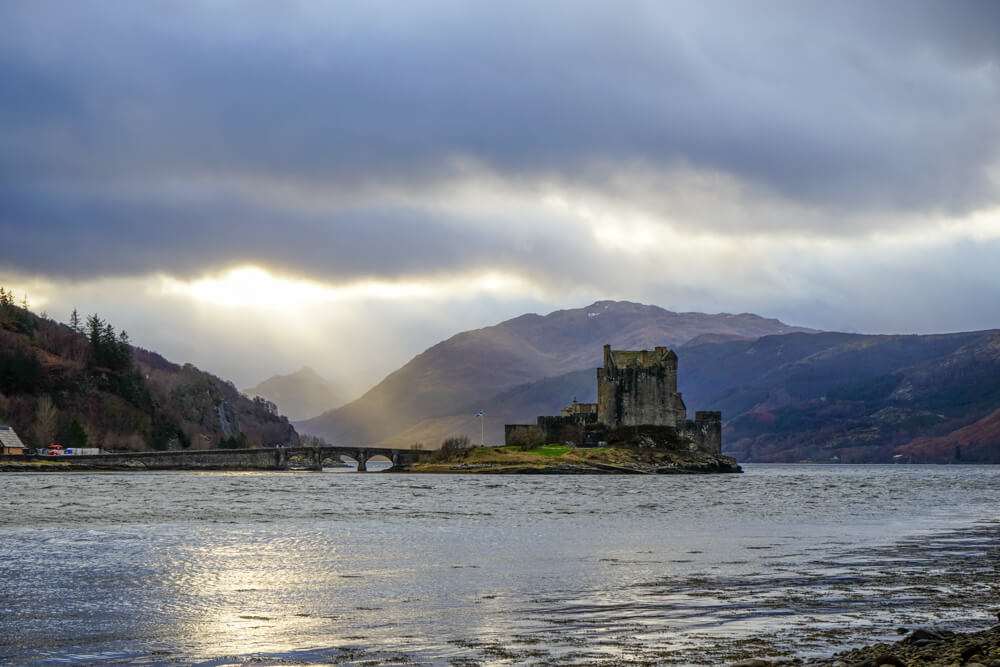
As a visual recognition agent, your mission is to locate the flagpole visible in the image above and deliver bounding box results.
[481,412,485,446]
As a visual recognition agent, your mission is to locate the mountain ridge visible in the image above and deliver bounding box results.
[298,300,815,445]
[243,366,348,422]
[370,328,1000,463]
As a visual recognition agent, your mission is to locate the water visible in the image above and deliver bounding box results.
[2,464,999,665]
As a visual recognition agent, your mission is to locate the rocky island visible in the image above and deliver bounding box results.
[397,439,741,474]
[400,344,742,474]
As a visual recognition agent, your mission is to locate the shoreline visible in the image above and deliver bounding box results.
[392,459,743,474]
[732,620,1000,666]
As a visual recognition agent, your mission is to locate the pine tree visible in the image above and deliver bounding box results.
[103,323,115,347]
[66,419,88,449]
[86,314,105,347]
[70,309,81,332]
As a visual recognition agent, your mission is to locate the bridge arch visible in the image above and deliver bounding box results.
[299,446,427,471]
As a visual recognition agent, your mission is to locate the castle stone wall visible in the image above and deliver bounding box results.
[537,413,597,445]
[504,424,543,447]
[681,411,722,456]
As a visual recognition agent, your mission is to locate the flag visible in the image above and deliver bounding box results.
[475,411,484,417]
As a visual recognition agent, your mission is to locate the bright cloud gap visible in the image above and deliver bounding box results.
[159,266,538,308]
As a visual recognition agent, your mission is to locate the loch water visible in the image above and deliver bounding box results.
[2,464,999,665]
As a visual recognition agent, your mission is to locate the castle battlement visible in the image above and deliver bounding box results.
[598,343,687,430]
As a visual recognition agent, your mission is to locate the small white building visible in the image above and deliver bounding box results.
[0,425,27,455]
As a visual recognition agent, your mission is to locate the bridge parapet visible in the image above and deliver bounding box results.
[39,447,285,470]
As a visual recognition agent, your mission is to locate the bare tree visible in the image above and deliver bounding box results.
[32,396,59,447]
[300,434,327,448]
[429,435,473,462]
[508,427,543,451]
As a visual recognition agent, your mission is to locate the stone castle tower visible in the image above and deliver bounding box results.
[504,344,722,455]
[597,344,687,429]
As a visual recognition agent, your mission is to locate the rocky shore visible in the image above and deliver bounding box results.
[732,621,1000,666]
[440,459,742,474]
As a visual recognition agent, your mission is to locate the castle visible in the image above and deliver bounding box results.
[505,344,722,454]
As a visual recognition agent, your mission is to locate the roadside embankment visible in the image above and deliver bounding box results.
[0,458,73,471]
[0,448,286,471]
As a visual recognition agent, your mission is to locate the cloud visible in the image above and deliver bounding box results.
[3,2,998,209]
[1,0,999,374]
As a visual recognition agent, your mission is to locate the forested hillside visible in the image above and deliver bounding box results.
[0,288,296,451]
[673,331,1000,462]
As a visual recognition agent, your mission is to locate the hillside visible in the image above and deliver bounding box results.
[376,370,596,447]
[0,293,297,452]
[243,366,348,421]
[894,406,1000,463]
[298,301,813,445]
[683,331,1000,462]
[398,329,1000,462]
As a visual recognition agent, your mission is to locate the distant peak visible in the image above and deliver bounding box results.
[578,300,670,314]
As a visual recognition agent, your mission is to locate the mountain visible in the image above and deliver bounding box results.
[374,370,597,448]
[298,300,814,445]
[243,366,347,421]
[0,293,297,451]
[895,406,1000,463]
[136,349,298,450]
[679,330,1000,462]
[397,329,1000,462]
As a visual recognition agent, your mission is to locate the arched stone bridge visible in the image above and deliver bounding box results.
[33,446,431,471]
[281,446,428,471]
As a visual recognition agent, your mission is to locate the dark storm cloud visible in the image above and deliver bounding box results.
[1,0,998,279]
[0,183,601,282]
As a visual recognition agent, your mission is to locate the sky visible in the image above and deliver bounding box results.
[2,1,999,400]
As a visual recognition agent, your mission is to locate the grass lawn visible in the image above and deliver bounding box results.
[409,444,629,472]
[498,444,572,457]
[495,444,611,457]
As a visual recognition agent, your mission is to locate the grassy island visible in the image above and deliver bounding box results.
[400,441,742,474]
